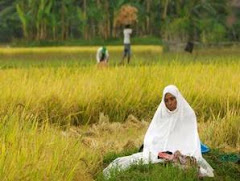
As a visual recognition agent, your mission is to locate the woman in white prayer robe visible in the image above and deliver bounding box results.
[103,85,214,178]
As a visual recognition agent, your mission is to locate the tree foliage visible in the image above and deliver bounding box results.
[0,0,239,43]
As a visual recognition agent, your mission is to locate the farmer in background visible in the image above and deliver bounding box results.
[96,46,109,67]
[120,24,132,64]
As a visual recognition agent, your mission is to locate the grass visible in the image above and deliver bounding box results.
[0,45,162,68]
[96,149,240,181]
[0,109,100,181]
[98,163,199,181]
[6,36,163,47]
[0,46,239,180]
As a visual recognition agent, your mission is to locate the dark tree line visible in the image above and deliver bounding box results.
[0,0,239,43]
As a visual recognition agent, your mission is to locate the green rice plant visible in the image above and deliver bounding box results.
[0,62,239,123]
[0,46,163,55]
[0,46,239,180]
[0,51,239,150]
[0,109,100,181]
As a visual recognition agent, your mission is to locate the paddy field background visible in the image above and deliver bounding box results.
[0,45,239,180]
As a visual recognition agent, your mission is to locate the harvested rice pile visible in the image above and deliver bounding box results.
[115,5,138,27]
[62,113,148,154]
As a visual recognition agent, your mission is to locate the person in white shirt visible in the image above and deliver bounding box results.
[120,24,132,64]
[96,46,109,64]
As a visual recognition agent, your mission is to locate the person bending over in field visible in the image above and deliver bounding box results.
[96,46,109,67]
[103,85,214,178]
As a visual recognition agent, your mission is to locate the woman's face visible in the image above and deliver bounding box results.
[164,93,177,111]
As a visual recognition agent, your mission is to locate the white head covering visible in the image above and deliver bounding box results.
[143,85,202,160]
[103,85,214,178]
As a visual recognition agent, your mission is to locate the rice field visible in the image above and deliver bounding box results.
[0,46,239,180]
